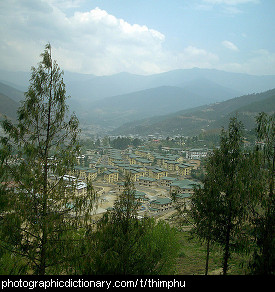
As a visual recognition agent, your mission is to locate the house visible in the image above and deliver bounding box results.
[145,166,168,180]
[154,155,166,166]
[114,162,131,173]
[178,163,193,176]
[85,169,98,181]
[73,166,90,179]
[138,176,157,187]
[135,149,151,159]
[159,176,178,187]
[151,168,168,180]
[117,182,125,192]
[75,181,87,196]
[128,154,139,165]
[135,158,152,167]
[76,155,86,165]
[62,176,87,196]
[95,164,117,174]
[150,197,172,212]
[103,169,119,183]
[173,193,192,210]
[135,191,147,202]
[186,148,209,160]
[163,160,179,171]
[124,167,145,182]
[170,179,201,194]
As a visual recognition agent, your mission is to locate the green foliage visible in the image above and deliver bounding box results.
[249,112,275,275]
[190,117,252,274]
[110,136,143,150]
[77,174,179,275]
[0,249,27,275]
[0,44,96,275]
[188,113,275,275]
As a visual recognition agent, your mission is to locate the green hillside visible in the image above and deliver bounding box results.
[0,81,23,121]
[0,92,19,121]
[0,81,24,102]
[113,88,275,136]
[87,86,203,127]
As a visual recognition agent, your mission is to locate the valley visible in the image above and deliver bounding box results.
[0,68,274,138]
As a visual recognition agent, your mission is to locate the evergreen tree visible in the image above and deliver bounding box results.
[249,113,275,274]
[0,44,96,275]
[190,178,220,275]
[79,174,179,275]
[190,117,251,275]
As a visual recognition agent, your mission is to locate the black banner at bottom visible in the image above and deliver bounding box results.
[0,275,270,291]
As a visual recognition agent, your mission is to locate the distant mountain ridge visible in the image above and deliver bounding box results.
[0,68,275,133]
[1,67,275,101]
[113,88,275,136]
[0,81,22,120]
[0,92,19,121]
[83,79,243,127]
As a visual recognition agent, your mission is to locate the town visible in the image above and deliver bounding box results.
[66,138,210,221]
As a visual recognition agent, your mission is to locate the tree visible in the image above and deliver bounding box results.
[0,44,96,275]
[190,178,220,275]
[78,174,179,275]
[190,117,252,275]
[249,113,275,274]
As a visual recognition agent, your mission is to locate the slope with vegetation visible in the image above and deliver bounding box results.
[114,88,275,136]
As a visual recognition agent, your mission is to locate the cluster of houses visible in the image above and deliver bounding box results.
[2,146,207,216]
[69,146,206,214]
[72,147,205,185]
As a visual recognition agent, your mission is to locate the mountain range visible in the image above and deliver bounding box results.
[113,89,275,136]
[0,68,274,136]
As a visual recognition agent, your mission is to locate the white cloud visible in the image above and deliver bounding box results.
[0,0,272,76]
[176,46,219,68]
[0,1,219,75]
[222,40,239,51]
[219,49,275,75]
[0,2,168,75]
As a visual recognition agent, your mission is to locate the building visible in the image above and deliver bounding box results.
[75,181,87,196]
[170,179,201,194]
[124,167,145,182]
[178,163,193,176]
[145,166,168,180]
[173,193,192,210]
[85,169,98,181]
[103,169,119,183]
[135,191,147,202]
[159,176,178,187]
[163,160,179,171]
[150,197,172,212]
[135,157,152,167]
[73,165,89,179]
[186,148,209,160]
[138,176,157,187]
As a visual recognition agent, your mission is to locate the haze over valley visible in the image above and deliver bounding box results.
[1,68,275,137]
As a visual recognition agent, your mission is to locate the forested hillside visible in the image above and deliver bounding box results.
[114,88,275,136]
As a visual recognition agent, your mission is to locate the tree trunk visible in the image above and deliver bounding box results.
[205,238,210,275]
[222,221,231,275]
[38,50,53,276]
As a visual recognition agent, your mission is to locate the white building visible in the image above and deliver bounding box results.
[186,148,209,160]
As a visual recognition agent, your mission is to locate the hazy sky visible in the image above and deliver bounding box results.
[0,0,274,76]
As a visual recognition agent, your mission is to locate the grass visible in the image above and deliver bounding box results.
[173,231,251,275]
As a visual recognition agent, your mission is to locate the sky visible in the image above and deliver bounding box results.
[0,0,274,76]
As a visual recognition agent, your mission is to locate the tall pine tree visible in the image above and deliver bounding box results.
[249,113,275,274]
[0,44,96,275]
[191,117,251,275]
